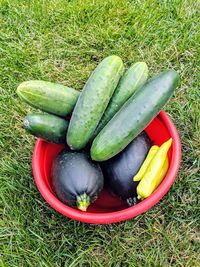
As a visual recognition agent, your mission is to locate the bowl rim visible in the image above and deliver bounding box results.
[32,110,181,224]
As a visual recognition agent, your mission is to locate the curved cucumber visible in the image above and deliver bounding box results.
[67,55,124,150]
[92,62,148,138]
[24,113,69,144]
[91,70,180,161]
[17,80,80,117]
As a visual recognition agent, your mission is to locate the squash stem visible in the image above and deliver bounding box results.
[77,193,90,212]
[126,196,138,206]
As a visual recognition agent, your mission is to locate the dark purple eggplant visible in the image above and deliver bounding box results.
[101,132,151,205]
[51,150,104,211]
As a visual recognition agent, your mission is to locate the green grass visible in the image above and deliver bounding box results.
[0,0,199,266]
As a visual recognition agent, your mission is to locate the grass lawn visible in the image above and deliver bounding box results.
[0,0,199,266]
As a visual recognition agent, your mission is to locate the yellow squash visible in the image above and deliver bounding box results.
[133,145,159,181]
[137,138,172,199]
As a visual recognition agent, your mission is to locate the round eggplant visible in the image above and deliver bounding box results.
[101,132,151,206]
[51,150,104,211]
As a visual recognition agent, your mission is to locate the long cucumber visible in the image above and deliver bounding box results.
[92,62,148,139]
[91,70,180,161]
[67,55,124,150]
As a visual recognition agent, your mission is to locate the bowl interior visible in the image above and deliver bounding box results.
[40,115,172,213]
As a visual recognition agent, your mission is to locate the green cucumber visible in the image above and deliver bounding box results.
[67,55,124,150]
[17,80,80,117]
[24,113,69,144]
[92,62,148,139]
[91,70,180,161]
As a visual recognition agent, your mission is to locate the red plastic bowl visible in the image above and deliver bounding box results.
[32,111,181,224]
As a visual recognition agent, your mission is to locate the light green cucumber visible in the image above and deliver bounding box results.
[17,80,80,117]
[92,62,148,139]
[67,55,124,150]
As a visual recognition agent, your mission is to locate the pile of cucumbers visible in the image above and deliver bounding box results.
[17,55,180,211]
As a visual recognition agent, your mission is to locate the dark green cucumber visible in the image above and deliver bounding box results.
[92,62,148,139]
[91,70,180,161]
[67,55,124,150]
[24,113,69,144]
[17,80,80,117]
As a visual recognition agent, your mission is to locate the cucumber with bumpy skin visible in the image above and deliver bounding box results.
[17,80,80,117]
[91,70,180,161]
[67,55,124,150]
[92,62,148,139]
[24,113,69,144]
